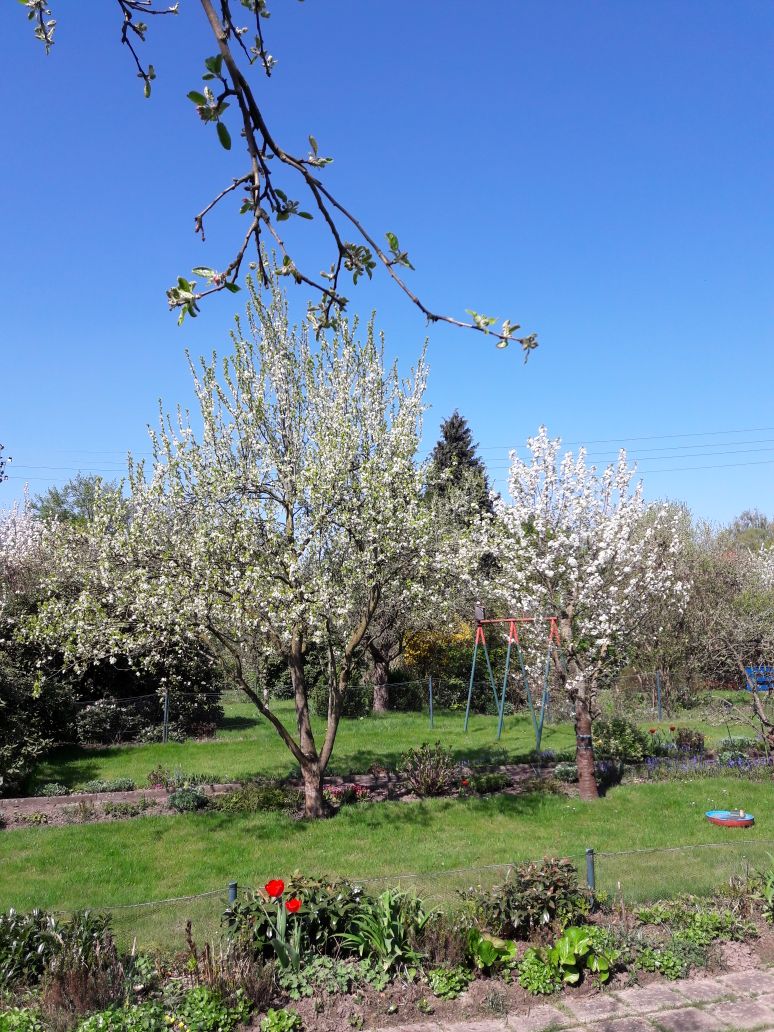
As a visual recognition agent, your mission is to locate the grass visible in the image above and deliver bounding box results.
[2,778,772,949]
[25,699,758,793]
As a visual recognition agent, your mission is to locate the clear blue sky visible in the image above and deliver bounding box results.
[2,1,773,522]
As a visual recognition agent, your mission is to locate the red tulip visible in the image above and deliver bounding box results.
[265,879,285,898]
[648,728,657,734]
[285,897,301,914]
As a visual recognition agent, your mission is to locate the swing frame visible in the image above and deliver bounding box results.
[463,616,561,748]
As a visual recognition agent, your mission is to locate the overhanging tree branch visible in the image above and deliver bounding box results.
[23,0,538,356]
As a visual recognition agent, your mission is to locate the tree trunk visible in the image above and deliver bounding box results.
[289,637,330,818]
[300,759,326,819]
[575,694,599,800]
[372,654,390,713]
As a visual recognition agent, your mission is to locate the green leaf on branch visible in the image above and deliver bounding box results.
[217,122,232,150]
[187,90,207,105]
[308,135,318,156]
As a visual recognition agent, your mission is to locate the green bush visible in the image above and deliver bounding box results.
[168,787,208,812]
[35,782,69,797]
[460,857,589,939]
[79,779,136,794]
[175,985,251,1031]
[0,908,114,992]
[337,889,429,972]
[466,929,517,974]
[592,718,651,763]
[399,742,457,797]
[214,783,301,815]
[468,772,509,794]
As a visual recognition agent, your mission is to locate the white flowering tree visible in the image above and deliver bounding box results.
[32,280,451,817]
[490,427,687,799]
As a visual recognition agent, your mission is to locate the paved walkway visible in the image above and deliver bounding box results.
[375,970,774,1032]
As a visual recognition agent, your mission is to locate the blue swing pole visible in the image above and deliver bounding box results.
[463,630,481,732]
[495,624,515,741]
[535,636,553,752]
[480,636,500,713]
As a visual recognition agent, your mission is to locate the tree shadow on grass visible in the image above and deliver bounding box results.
[217,714,262,733]
[23,746,105,793]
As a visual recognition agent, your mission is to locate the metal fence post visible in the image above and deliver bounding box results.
[585,847,596,892]
[162,689,170,744]
[228,881,238,903]
[429,676,434,729]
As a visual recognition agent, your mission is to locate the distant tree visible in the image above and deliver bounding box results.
[723,509,774,552]
[19,2,536,355]
[33,474,121,525]
[426,411,493,519]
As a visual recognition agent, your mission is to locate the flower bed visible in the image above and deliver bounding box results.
[2,858,773,1031]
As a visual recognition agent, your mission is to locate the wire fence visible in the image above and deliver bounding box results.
[41,838,774,951]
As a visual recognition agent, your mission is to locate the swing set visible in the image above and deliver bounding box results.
[463,614,562,749]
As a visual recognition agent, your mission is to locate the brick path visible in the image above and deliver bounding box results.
[373,970,774,1032]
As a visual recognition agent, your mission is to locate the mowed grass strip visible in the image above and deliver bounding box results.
[26,700,755,793]
[1,779,772,948]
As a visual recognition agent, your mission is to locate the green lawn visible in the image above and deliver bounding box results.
[2,778,772,950]
[26,700,757,793]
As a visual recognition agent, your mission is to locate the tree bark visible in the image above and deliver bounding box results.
[575,694,599,800]
[371,650,390,713]
[289,635,329,818]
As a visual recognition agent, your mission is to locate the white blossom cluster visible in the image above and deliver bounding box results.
[489,426,688,702]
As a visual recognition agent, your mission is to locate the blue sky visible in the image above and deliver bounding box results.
[2,1,773,522]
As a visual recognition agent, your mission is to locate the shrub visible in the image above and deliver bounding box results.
[213,782,301,815]
[75,701,143,746]
[102,798,155,819]
[675,727,705,755]
[547,925,617,985]
[168,787,208,813]
[553,762,578,783]
[79,779,136,794]
[399,742,457,797]
[468,773,509,794]
[174,985,251,1031]
[147,766,219,791]
[35,783,69,797]
[592,718,651,763]
[460,857,589,939]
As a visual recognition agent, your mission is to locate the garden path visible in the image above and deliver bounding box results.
[373,970,774,1032]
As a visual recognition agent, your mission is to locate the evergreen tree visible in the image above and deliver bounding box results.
[426,410,493,516]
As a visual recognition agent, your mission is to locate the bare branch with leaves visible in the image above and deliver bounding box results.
[21,0,538,356]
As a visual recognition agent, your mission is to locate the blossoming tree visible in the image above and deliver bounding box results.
[490,427,687,799]
[32,280,452,817]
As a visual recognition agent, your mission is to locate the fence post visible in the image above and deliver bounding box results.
[429,676,434,729]
[585,847,596,892]
[228,881,238,903]
[655,671,663,721]
[162,689,170,744]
